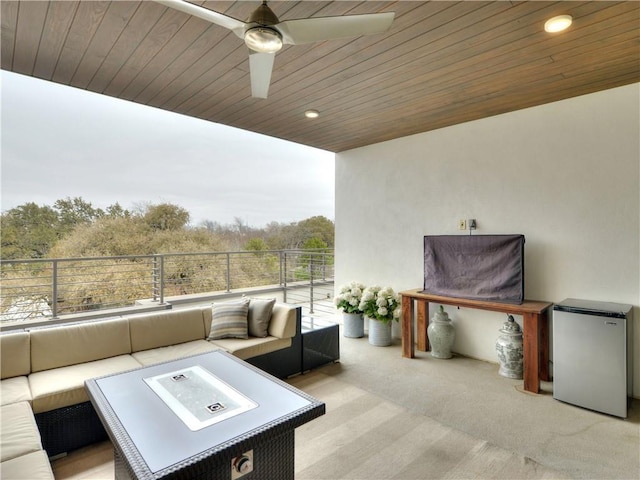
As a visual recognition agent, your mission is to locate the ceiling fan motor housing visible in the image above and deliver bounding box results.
[248,2,280,26]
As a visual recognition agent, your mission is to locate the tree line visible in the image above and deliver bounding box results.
[0,197,334,260]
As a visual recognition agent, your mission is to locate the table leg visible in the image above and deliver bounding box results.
[417,300,429,351]
[522,312,540,393]
[538,309,550,381]
[401,295,414,358]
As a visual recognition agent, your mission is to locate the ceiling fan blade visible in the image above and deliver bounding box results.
[154,0,246,38]
[278,12,394,45]
[249,51,275,99]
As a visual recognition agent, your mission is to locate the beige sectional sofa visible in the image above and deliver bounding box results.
[0,401,55,479]
[0,301,301,473]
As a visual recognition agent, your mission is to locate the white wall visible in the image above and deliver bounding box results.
[335,83,640,396]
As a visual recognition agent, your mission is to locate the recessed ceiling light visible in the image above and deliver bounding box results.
[305,110,320,119]
[544,15,572,33]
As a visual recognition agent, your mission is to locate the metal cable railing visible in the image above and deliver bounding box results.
[0,249,334,325]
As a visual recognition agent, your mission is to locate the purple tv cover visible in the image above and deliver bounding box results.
[422,234,525,304]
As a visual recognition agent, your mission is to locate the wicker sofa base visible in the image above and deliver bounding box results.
[35,401,108,457]
[246,326,302,379]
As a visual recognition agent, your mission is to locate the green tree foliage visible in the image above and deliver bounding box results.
[1,203,61,258]
[245,238,268,251]
[48,217,153,258]
[1,198,130,259]
[105,202,130,219]
[2,196,334,261]
[48,215,224,259]
[260,216,335,250]
[296,216,335,248]
[302,237,329,250]
[143,203,190,231]
[53,197,105,235]
[295,236,333,280]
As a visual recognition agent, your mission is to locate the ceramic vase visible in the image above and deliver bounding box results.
[368,317,392,346]
[495,315,523,379]
[427,305,455,359]
[343,312,364,338]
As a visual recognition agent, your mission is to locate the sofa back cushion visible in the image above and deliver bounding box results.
[268,304,297,338]
[30,318,131,373]
[129,308,208,352]
[0,332,31,379]
[247,298,276,338]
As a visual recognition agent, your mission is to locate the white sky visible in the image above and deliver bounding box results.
[0,71,335,227]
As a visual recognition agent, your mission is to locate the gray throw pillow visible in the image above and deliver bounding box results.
[208,299,250,340]
[247,298,276,338]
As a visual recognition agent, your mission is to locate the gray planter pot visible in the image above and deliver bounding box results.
[368,317,392,346]
[343,312,364,338]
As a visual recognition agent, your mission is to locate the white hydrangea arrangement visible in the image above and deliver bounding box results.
[358,285,402,323]
[334,281,366,314]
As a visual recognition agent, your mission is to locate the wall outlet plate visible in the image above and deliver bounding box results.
[458,219,466,230]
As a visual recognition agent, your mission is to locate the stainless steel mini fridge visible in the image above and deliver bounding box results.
[553,298,633,418]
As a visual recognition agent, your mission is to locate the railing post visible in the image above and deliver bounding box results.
[159,255,165,304]
[51,260,58,319]
[226,253,231,293]
[152,255,159,302]
[309,258,314,314]
[322,251,327,281]
[283,253,288,303]
[279,250,283,286]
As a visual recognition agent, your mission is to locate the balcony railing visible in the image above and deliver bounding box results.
[0,249,334,326]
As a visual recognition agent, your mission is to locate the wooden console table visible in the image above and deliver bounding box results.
[400,289,553,394]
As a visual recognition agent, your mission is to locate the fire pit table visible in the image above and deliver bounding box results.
[85,350,325,480]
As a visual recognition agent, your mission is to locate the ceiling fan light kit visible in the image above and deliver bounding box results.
[156,0,394,99]
[245,27,282,53]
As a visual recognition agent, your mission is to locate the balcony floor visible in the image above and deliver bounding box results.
[52,321,639,480]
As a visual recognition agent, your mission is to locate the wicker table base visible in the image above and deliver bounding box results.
[113,430,295,480]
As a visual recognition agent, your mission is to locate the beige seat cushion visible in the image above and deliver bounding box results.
[129,308,208,352]
[0,376,32,406]
[28,355,141,414]
[131,340,220,366]
[0,401,42,462]
[1,332,31,379]
[210,337,291,360]
[0,450,54,479]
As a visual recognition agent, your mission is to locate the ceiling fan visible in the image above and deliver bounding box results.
[154,0,395,98]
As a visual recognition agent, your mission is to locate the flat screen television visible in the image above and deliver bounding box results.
[422,234,525,304]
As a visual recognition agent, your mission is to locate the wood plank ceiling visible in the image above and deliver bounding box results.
[2,1,639,153]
